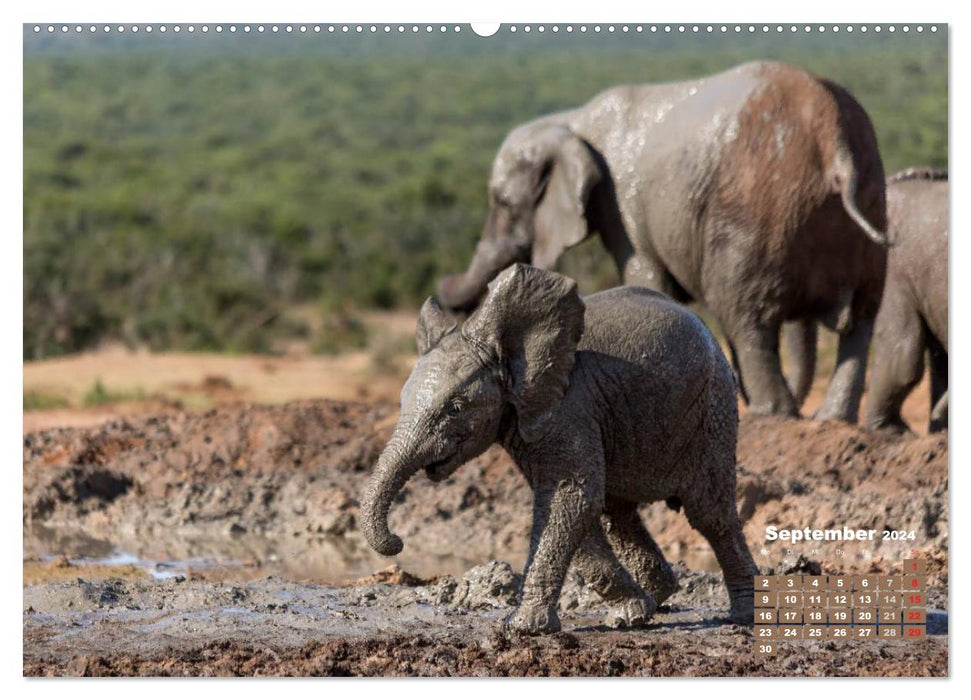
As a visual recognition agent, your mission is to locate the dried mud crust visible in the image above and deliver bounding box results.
[22,562,947,677]
[24,400,948,574]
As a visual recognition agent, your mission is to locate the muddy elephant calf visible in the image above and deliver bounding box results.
[361,264,757,634]
[866,169,948,433]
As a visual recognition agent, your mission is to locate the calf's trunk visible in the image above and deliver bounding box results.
[360,444,423,557]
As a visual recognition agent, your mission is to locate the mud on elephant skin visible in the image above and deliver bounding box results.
[438,60,889,424]
[865,169,948,434]
[362,264,758,635]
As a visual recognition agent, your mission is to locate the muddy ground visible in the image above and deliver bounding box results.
[23,561,948,677]
[23,399,948,676]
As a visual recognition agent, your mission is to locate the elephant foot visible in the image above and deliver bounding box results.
[813,407,853,423]
[506,604,561,635]
[866,417,912,435]
[646,566,679,606]
[728,595,755,626]
[605,595,657,629]
[814,393,860,423]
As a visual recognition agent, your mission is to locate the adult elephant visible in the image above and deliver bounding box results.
[866,169,948,433]
[438,61,888,422]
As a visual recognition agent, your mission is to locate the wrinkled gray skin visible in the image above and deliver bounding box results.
[361,264,758,635]
[438,61,888,424]
[866,169,948,433]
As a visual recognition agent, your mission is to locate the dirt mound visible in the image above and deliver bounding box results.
[348,565,431,587]
[24,399,948,578]
[644,415,948,575]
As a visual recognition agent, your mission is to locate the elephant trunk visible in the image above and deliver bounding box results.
[438,222,530,311]
[360,440,424,557]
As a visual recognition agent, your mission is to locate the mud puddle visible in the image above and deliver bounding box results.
[24,523,725,586]
[25,526,491,584]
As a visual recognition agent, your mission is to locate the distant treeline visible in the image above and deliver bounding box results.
[24,31,947,358]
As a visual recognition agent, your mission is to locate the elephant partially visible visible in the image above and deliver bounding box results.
[866,169,948,433]
[361,264,757,635]
[438,60,888,424]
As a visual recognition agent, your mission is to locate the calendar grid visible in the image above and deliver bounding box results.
[753,560,926,655]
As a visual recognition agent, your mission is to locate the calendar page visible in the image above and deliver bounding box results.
[21,16,948,678]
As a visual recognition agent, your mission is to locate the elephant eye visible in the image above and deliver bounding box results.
[446,398,465,416]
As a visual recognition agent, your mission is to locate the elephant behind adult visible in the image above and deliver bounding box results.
[438,60,888,423]
[866,169,948,433]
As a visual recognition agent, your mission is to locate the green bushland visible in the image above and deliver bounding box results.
[24,31,947,358]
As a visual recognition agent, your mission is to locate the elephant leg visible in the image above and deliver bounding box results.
[865,293,924,432]
[509,477,599,635]
[782,319,817,410]
[571,519,657,628]
[726,340,749,405]
[601,499,679,605]
[725,322,798,417]
[815,316,875,424]
[682,494,758,625]
[928,333,948,433]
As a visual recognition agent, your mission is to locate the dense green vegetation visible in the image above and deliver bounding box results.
[24,30,947,358]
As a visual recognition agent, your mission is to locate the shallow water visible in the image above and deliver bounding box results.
[25,524,724,583]
[25,525,500,582]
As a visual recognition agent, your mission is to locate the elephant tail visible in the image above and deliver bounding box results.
[834,146,891,247]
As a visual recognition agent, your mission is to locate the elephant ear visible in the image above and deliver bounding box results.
[416,297,456,355]
[462,264,585,442]
[531,127,602,270]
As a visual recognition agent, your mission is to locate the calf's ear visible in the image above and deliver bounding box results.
[416,298,456,355]
[462,264,585,442]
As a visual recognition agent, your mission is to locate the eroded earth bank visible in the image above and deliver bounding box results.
[23,400,948,676]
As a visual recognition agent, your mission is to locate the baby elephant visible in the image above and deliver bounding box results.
[361,264,757,634]
[866,169,948,433]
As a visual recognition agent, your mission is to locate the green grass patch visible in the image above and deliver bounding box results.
[81,378,145,407]
[23,391,69,411]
